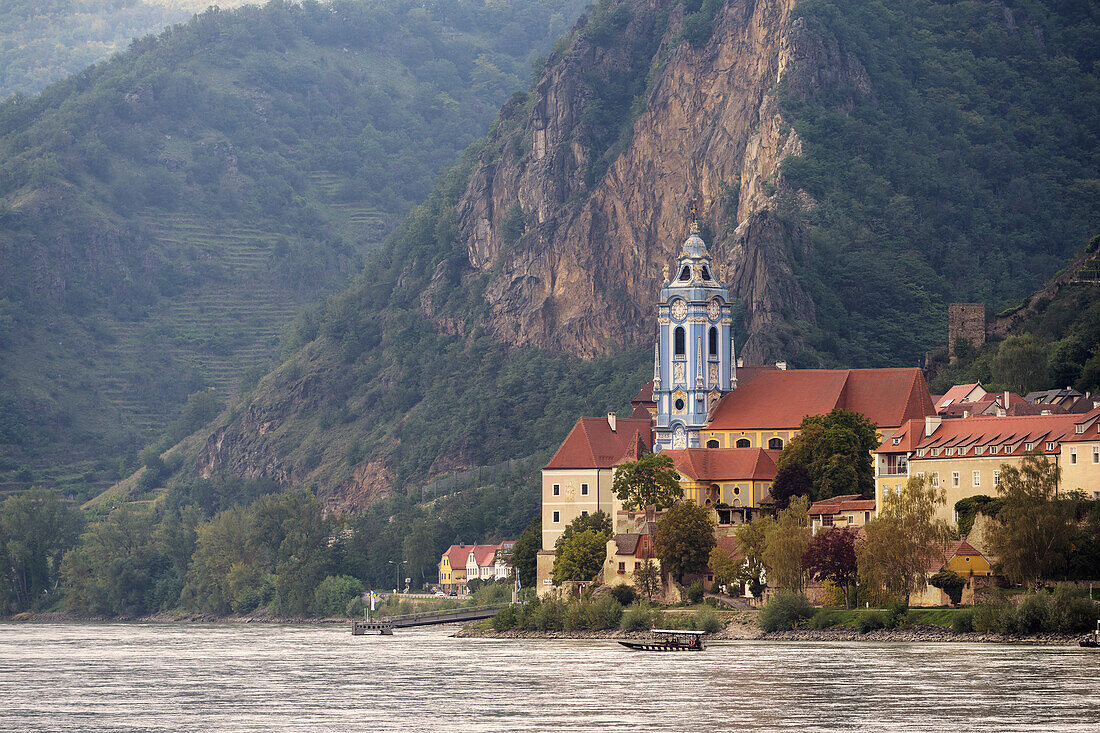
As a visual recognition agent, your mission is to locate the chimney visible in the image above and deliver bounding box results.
[736,357,744,368]
[607,412,616,432]
[925,415,942,437]
[962,410,969,419]
[1004,391,1010,409]
[775,361,788,371]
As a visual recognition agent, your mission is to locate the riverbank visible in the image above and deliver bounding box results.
[3,610,353,625]
[454,621,1081,645]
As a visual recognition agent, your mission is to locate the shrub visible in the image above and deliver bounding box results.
[951,608,975,633]
[758,592,815,632]
[695,607,723,634]
[809,609,842,629]
[686,580,705,605]
[589,596,624,630]
[1048,584,1098,633]
[1015,593,1049,634]
[929,570,967,606]
[857,611,887,633]
[620,604,656,632]
[609,585,637,607]
[972,600,1011,633]
[493,605,519,631]
[530,598,565,631]
[885,599,909,629]
[312,575,365,618]
[563,602,586,631]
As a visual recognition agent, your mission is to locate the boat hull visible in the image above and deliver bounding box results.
[618,640,705,651]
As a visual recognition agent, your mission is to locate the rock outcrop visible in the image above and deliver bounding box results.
[449,0,820,363]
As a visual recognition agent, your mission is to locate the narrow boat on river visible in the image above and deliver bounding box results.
[619,628,707,652]
[1080,620,1099,648]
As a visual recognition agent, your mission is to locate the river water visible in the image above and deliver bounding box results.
[1,623,1098,732]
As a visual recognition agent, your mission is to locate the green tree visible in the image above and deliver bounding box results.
[613,452,683,511]
[929,569,966,606]
[312,575,365,617]
[991,334,1050,394]
[734,516,772,598]
[770,463,813,510]
[985,454,1074,586]
[777,409,880,500]
[0,488,84,612]
[763,497,812,592]
[402,518,441,587]
[634,558,661,601]
[708,544,740,595]
[511,515,541,590]
[801,526,858,608]
[858,475,952,602]
[653,501,716,585]
[552,529,609,583]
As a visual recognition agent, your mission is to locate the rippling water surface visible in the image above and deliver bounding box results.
[1,623,1098,732]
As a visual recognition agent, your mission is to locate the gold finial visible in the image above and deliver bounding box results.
[689,196,700,234]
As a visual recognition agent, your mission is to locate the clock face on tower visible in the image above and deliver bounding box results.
[707,298,721,321]
[670,299,687,321]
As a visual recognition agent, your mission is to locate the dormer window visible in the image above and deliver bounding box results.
[1046,442,1056,451]
[990,445,998,454]
[1024,442,1034,451]
[1076,424,1085,434]
[678,266,691,281]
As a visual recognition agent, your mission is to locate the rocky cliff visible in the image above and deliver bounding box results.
[449,0,821,363]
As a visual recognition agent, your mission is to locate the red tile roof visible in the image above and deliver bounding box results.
[877,411,1097,456]
[809,495,876,515]
[545,417,654,469]
[937,383,985,409]
[662,448,778,482]
[708,367,934,431]
[442,544,472,570]
[928,539,988,571]
[713,535,744,562]
[631,381,655,405]
[441,542,513,570]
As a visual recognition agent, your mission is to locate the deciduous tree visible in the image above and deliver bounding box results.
[858,475,952,602]
[511,515,540,590]
[613,452,683,511]
[552,512,613,584]
[653,501,715,584]
[929,569,966,606]
[985,454,1074,586]
[770,463,813,510]
[802,526,858,608]
[763,497,812,592]
[634,559,661,601]
[734,516,772,598]
[777,409,880,500]
[708,544,740,595]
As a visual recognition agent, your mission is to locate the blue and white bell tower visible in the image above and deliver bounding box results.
[653,223,736,451]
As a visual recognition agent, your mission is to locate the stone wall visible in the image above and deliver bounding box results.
[948,303,986,360]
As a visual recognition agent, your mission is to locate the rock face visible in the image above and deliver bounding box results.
[450,0,820,363]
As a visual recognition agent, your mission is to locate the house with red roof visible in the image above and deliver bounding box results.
[875,408,1100,524]
[808,494,876,534]
[438,541,515,593]
[911,539,993,607]
[660,447,776,530]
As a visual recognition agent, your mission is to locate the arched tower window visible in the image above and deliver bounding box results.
[736,438,751,448]
[678,266,691,281]
[701,265,711,280]
[674,327,685,356]
[768,437,784,450]
[708,327,717,356]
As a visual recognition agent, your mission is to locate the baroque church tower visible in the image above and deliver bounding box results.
[652,223,736,452]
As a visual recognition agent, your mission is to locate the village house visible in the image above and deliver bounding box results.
[808,495,876,534]
[911,539,993,607]
[600,530,659,590]
[438,541,515,593]
[874,407,1100,524]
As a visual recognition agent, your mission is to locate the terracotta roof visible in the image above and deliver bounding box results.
[809,495,876,515]
[442,542,513,570]
[442,543,472,570]
[545,417,654,469]
[713,535,744,562]
[472,544,500,567]
[661,448,778,482]
[631,381,655,405]
[937,383,985,409]
[708,368,934,431]
[928,539,988,571]
[878,412,1093,456]
[630,403,653,419]
[1062,406,1100,443]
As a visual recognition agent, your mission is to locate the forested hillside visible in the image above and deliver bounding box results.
[0,0,586,498]
[174,0,1098,512]
[0,1,251,98]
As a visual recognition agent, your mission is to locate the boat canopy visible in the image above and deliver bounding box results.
[651,629,707,635]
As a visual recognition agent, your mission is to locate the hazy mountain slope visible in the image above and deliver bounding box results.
[0,0,586,498]
[0,1,252,98]
[111,0,1097,512]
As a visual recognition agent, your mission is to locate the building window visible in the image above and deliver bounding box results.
[733,487,740,495]
[634,561,641,571]
[952,472,960,488]
[990,445,998,454]
[674,398,685,411]
[1046,442,1056,451]
[708,327,718,356]
[973,470,980,487]
[674,326,686,356]
[580,510,588,517]
[706,439,720,448]
[617,562,625,574]
[553,484,560,496]
[822,515,834,526]
[1024,442,1034,452]
[552,511,560,523]
[864,511,870,522]
[678,266,691,281]
[736,438,751,448]
[931,472,939,487]
[1093,446,1099,464]
[847,515,854,524]
[581,483,589,495]
[1070,448,1077,465]
[993,470,1000,487]
[769,437,783,450]
[701,265,712,280]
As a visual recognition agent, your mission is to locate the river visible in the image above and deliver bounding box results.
[0,623,1097,731]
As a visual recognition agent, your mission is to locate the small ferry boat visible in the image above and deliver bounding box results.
[619,628,707,652]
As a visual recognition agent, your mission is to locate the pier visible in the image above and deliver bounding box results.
[352,604,508,635]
